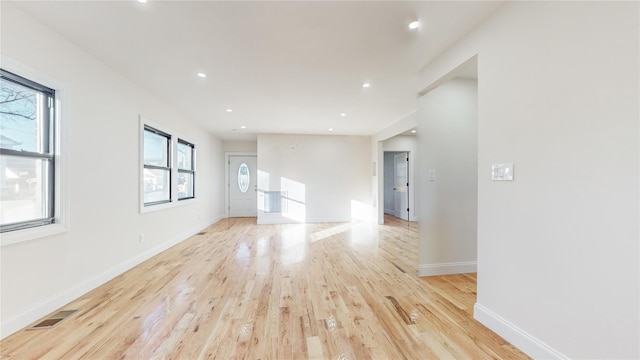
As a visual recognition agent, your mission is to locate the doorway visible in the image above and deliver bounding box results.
[383,151,409,221]
[228,155,257,217]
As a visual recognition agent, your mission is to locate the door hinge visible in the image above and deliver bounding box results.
[407,208,410,212]
[406,182,409,186]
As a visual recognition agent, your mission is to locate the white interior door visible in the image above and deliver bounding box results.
[394,152,408,221]
[229,155,257,217]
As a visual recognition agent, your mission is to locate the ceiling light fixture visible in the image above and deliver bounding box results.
[328,128,334,132]
[226,109,233,112]
[137,0,147,3]
[340,113,347,117]
[362,83,371,88]
[411,130,417,133]
[409,21,420,30]
[240,125,246,129]
[197,72,207,78]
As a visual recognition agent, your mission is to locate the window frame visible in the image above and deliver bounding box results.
[1,69,56,233]
[177,139,195,201]
[139,117,197,214]
[142,125,172,207]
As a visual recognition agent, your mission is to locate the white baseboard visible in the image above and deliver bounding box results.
[0,217,221,339]
[306,217,351,223]
[256,217,351,225]
[418,261,477,276]
[256,217,301,225]
[473,303,568,359]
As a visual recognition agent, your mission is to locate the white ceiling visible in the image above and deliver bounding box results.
[12,0,501,141]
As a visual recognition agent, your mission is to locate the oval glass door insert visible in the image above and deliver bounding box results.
[238,163,250,193]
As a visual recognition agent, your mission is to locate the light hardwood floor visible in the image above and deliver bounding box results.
[0,216,529,359]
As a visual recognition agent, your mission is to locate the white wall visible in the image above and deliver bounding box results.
[222,141,257,153]
[417,79,478,276]
[0,3,224,338]
[382,135,418,221]
[417,2,639,358]
[257,134,371,224]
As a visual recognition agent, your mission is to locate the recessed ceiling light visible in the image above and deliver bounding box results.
[226,109,233,112]
[197,72,207,78]
[137,0,147,3]
[328,128,334,132]
[411,130,417,133]
[409,21,420,30]
[340,113,347,117]
[362,83,371,88]
[240,125,246,129]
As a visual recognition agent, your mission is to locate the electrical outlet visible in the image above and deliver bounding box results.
[139,233,145,243]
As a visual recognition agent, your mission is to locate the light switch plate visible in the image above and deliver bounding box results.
[492,163,514,181]
[428,169,436,181]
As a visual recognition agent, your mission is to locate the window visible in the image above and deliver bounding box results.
[238,163,250,193]
[0,69,56,233]
[177,139,195,200]
[140,119,197,211]
[143,125,171,206]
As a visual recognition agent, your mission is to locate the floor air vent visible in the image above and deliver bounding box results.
[196,232,207,235]
[29,310,79,330]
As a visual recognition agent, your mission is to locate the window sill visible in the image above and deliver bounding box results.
[140,197,197,214]
[1,222,68,247]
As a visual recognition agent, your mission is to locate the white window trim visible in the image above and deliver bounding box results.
[139,116,197,214]
[0,58,69,247]
[176,138,196,201]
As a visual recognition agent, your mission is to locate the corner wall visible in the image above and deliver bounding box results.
[0,3,224,338]
[418,1,639,358]
[417,79,478,276]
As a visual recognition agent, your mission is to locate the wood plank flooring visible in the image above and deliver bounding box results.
[0,216,529,359]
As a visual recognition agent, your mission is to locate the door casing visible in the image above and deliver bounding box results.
[224,152,257,218]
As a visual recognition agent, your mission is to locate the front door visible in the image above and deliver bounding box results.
[394,152,408,221]
[229,155,257,217]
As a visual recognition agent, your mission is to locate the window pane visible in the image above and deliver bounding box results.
[143,168,170,204]
[178,172,193,199]
[0,156,51,225]
[238,163,250,193]
[0,78,47,153]
[177,142,192,170]
[143,129,168,167]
